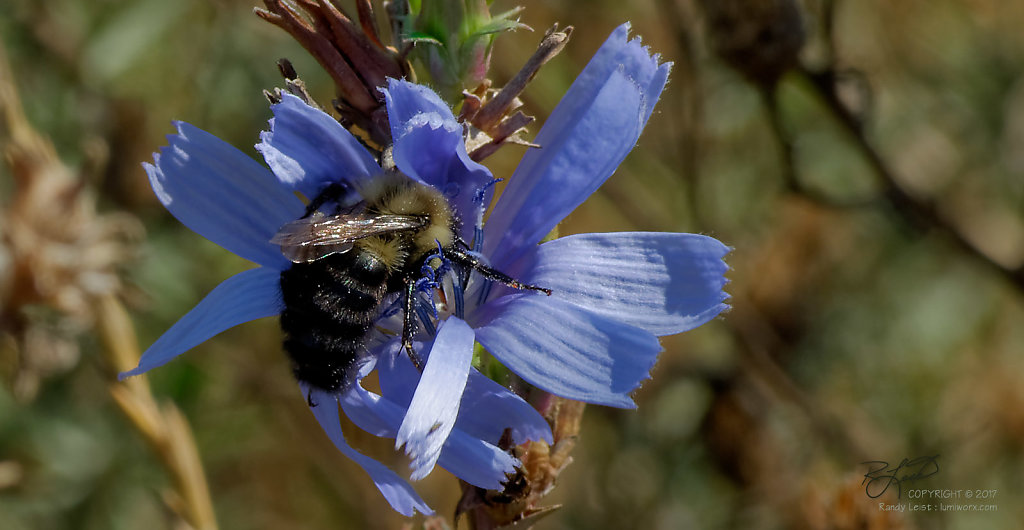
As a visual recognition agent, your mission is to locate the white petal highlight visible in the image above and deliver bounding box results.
[395,317,476,480]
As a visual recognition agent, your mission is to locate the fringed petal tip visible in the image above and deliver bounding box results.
[392,112,462,146]
[388,103,494,243]
[483,22,673,266]
[339,374,518,492]
[117,368,141,382]
[381,78,455,128]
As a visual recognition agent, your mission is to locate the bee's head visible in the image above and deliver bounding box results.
[361,172,456,258]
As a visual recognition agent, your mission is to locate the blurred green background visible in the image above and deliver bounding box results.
[3,0,1024,528]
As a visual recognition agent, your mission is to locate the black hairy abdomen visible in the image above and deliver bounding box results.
[279,251,389,392]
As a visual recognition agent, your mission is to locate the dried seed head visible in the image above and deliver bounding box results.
[256,0,412,147]
[455,395,583,527]
[1,47,140,400]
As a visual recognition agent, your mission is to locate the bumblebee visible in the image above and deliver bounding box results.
[272,172,550,394]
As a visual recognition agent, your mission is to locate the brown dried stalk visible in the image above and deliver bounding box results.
[98,295,219,530]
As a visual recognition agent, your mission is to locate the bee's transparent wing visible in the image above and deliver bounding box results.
[271,213,427,263]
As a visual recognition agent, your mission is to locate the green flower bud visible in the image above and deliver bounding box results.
[404,0,526,100]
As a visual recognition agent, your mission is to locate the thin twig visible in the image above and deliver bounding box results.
[761,87,799,194]
[817,0,839,67]
[794,65,1024,292]
[761,87,877,208]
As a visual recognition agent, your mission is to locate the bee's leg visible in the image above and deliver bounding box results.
[306,389,318,408]
[401,275,426,371]
[444,246,552,296]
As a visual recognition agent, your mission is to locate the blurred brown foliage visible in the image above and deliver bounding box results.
[2,0,1024,529]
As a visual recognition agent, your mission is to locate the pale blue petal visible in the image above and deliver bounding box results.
[120,267,283,379]
[342,376,517,489]
[338,379,399,438]
[375,342,418,407]
[517,232,730,336]
[542,24,669,135]
[473,294,663,408]
[304,385,433,517]
[377,344,551,446]
[147,123,303,269]
[484,24,671,266]
[396,317,475,480]
[256,93,381,199]
[457,370,553,445]
[383,79,494,242]
[434,425,518,490]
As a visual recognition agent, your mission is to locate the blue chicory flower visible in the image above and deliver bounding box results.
[122,23,730,515]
